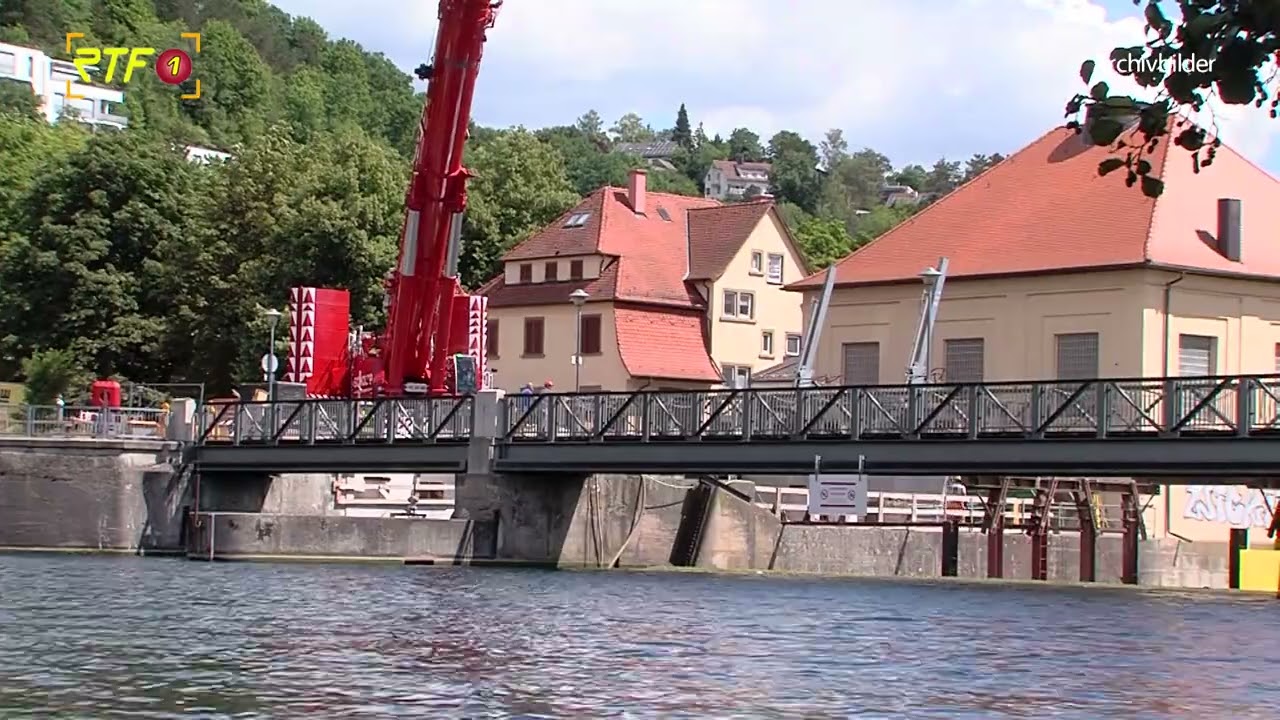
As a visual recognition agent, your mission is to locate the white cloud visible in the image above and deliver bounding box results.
[272,0,1279,168]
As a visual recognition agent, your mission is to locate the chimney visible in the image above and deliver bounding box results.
[1217,197,1242,262]
[628,168,647,215]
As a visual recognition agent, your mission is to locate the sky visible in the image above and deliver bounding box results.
[270,0,1280,174]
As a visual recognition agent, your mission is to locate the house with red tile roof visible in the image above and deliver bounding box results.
[786,115,1280,393]
[478,169,809,391]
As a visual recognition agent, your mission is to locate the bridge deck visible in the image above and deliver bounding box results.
[193,375,1280,475]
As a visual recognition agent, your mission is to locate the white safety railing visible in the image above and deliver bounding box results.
[752,486,1080,525]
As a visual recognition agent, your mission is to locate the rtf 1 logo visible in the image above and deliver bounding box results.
[64,32,202,100]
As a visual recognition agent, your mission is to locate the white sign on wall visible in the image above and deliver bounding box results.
[808,472,869,518]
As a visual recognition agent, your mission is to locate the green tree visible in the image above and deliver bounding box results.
[819,128,848,170]
[1070,1,1280,197]
[0,79,40,119]
[890,164,927,191]
[610,112,654,143]
[672,103,693,148]
[0,131,211,380]
[963,153,1004,181]
[793,216,854,270]
[20,349,88,405]
[460,128,580,288]
[767,130,821,212]
[727,127,763,162]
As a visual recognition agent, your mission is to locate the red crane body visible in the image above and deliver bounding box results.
[285,0,499,398]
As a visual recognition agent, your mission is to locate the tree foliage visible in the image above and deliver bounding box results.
[1069,0,1277,198]
[0,2,1004,394]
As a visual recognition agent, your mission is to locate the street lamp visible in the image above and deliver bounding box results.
[264,308,283,402]
[569,288,589,392]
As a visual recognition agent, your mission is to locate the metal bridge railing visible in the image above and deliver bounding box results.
[0,405,170,440]
[198,396,474,444]
[500,375,1280,442]
[190,374,1280,446]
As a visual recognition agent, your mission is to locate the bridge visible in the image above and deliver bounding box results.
[191,374,1280,477]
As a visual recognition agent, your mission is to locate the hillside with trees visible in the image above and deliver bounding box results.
[0,0,1005,397]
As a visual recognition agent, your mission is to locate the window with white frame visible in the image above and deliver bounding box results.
[785,333,802,357]
[1055,332,1099,380]
[842,342,880,385]
[722,364,751,388]
[761,330,774,356]
[722,290,755,320]
[943,338,985,383]
[1178,334,1217,377]
[749,251,763,275]
[766,253,784,284]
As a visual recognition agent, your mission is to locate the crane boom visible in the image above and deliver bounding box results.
[286,1,500,400]
[382,0,501,395]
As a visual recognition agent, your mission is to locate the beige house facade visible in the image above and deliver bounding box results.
[801,269,1280,385]
[789,119,1280,545]
[480,170,807,392]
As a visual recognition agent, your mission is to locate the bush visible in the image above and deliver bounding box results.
[20,349,87,405]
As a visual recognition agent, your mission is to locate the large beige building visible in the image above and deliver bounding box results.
[789,123,1280,385]
[478,170,808,391]
[787,119,1280,544]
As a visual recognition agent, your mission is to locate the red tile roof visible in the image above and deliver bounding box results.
[686,201,773,280]
[789,122,1280,290]
[482,179,790,383]
[614,304,720,382]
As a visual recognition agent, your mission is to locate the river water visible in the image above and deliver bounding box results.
[0,554,1277,719]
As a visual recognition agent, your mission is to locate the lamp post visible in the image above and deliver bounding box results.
[264,308,283,402]
[569,288,589,392]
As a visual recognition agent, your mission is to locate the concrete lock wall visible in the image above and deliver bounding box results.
[188,513,496,562]
[0,439,1244,587]
[0,439,187,553]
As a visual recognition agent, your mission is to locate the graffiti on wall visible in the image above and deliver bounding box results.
[1183,486,1280,529]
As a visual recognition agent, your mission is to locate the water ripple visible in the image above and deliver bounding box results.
[0,555,1278,718]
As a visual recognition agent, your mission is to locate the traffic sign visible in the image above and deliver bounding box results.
[260,353,279,374]
[807,454,868,519]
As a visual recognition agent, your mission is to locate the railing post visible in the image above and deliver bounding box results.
[1160,378,1178,435]
[641,393,651,442]
[741,390,754,441]
[1236,376,1253,437]
[303,403,316,444]
[1094,381,1109,438]
[966,384,980,439]
[24,405,34,436]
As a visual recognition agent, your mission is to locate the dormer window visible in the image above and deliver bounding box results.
[564,212,591,228]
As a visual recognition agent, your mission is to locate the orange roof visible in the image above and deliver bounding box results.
[482,178,785,382]
[614,304,720,382]
[686,201,773,280]
[789,122,1280,289]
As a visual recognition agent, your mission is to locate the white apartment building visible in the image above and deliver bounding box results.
[704,159,772,200]
[0,41,127,130]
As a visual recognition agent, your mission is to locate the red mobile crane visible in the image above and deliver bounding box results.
[284,0,501,398]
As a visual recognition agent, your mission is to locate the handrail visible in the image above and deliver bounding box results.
[189,374,1280,446]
